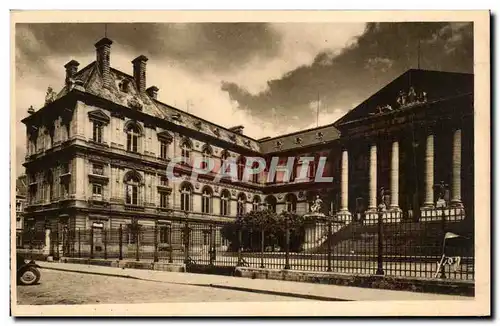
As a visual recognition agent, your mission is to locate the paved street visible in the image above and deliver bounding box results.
[15,261,471,305]
[17,269,308,305]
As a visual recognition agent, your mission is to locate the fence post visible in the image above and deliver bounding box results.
[284,218,290,270]
[376,209,384,275]
[327,219,332,272]
[119,224,123,261]
[184,220,190,265]
[154,224,159,263]
[78,228,81,258]
[209,224,215,266]
[440,206,447,279]
[135,225,140,262]
[237,225,243,266]
[168,225,173,264]
[260,228,265,269]
[90,227,94,259]
[104,229,108,260]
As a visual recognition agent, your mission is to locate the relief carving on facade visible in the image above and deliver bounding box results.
[127,96,143,111]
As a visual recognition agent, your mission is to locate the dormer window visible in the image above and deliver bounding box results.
[119,79,130,93]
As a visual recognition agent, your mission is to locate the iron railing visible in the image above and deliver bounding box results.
[20,209,474,280]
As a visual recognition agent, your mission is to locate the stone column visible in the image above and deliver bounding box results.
[389,140,399,210]
[450,129,463,207]
[423,133,435,207]
[368,144,377,211]
[340,150,349,212]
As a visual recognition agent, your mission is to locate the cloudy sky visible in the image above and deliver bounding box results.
[15,22,473,175]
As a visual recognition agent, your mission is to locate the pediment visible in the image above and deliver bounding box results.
[334,69,472,128]
[157,130,173,142]
[88,109,110,125]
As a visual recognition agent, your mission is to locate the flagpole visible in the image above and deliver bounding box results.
[316,92,319,128]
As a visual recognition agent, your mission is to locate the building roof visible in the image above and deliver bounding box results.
[334,69,473,127]
[56,60,263,152]
[259,123,340,153]
[30,39,473,156]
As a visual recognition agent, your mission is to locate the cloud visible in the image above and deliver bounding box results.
[14,22,473,177]
[222,22,474,129]
[16,22,364,175]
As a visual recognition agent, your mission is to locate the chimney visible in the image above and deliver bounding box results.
[146,86,159,99]
[94,37,113,88]
[64,60,80,87]
[132,55,148,93]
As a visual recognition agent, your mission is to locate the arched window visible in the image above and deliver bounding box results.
[126,123,141,153]
[265,195,277,213]
[201,186,213,214]
[125,171,141,205]
[220,189,231,216]
[237,156,246,181]
[181,140,191,163]
[201,146,212,170]
[237,193,246,216]
[285,194,297,213]
[180,183,192,211]
[252,196,261,211]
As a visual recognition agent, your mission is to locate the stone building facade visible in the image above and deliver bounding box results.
[21,38,474,245]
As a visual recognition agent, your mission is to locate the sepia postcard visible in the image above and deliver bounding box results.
[10,10,490,317]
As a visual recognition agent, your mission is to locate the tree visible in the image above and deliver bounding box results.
[220,209,306,252]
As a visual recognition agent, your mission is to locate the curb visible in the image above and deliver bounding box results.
[235,267,475,297]
[39,264,348,301]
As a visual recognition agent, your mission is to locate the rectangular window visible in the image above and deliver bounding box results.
[160,192,168,208]
[59,182,69,198]
[160,141,168,159]
[92,164,104,175]
[92,184,102,196]
[127,224,138,244]
[159,226,170,244]
[160,176,168,186]
[92,121,103,143]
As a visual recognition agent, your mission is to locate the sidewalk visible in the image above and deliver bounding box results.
[37,261,471,301]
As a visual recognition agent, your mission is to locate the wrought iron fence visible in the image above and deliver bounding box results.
[21,209,474,280]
